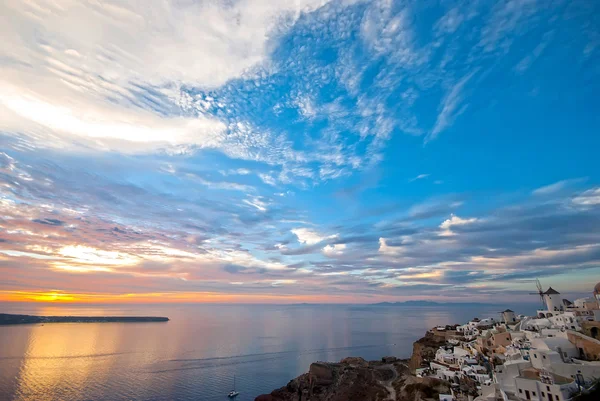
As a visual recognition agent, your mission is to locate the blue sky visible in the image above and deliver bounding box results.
[0,0,599,303]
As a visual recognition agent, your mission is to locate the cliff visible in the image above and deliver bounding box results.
[409,331,447,373]
[254,357,450,401]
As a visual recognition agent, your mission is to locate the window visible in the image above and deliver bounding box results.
[519,389,523,393]
[543,355,546,359]
[555,395,559,401]
[542,392,545,397]
[534,354,538,358]
[532,392,536,396]
[547,386,550,391]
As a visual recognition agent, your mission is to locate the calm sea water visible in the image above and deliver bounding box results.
[0,303,529,401]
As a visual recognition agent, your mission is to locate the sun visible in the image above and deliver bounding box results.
[28,291,77,302]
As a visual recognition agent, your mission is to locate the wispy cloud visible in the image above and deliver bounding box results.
[427,71,475,142]
[533,178,586,195]
[410,173,430,182]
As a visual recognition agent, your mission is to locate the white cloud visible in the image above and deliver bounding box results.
[270,279,297,286]
[572,188,600,206]
[0,82,226,150]
[439,214,478,230]
[259,173,278,186]
[295,95,317,119]
[185,173,255,193]
[435,7,464,35]
[378,237,403,255]
[322,243,346,257]
[427,71,475,142]
[0,0,333,154]
[243,196,269,212]
[224,169,252,176]
[291,228,337,245]
[439,214,478,236]
[1,0,331,89]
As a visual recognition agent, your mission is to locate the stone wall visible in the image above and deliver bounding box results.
[567,330,600,361]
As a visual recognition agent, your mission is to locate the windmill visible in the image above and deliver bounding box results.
[529,279,545,308]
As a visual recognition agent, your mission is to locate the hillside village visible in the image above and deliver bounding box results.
[413,282,600,401]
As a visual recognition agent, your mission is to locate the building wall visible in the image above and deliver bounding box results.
[529,350,562,370]
[514,378,574,401]
[567,331,600,361]
[503,312,517,324]
[581,321,600,340]
[549,362,600,383]
[493,332,512,348]
[495,361,531,395]
[515,377,539,400]
[545,294,564,313]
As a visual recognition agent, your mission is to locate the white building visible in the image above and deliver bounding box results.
[594,282,600,309]
[544,288,564,313]
[514,368,578,401]
[547,312,582,331]
[573,297,596,309]
[495,359,532,395]
[526,337,578,369]
[502,309,517,325]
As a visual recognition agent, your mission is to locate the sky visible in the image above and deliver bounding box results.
[0,0,599,304]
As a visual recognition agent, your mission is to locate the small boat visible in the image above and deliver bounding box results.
[227,375,239,398]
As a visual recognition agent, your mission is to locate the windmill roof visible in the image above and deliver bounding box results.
[543,287,560,295]
[502,309,514,313]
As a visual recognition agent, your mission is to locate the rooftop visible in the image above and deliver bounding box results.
[518,368,573,385]
[544,287,560,295]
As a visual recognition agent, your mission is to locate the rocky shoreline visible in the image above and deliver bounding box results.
[255,331,453,401]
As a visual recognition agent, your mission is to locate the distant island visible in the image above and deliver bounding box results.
[0,313,169,325]
[370,300,499,307]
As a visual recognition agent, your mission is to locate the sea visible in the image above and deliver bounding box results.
[0,303,535,401]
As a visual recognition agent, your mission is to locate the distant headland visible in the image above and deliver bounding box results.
[370,301,500,307]
[0,313,169,325]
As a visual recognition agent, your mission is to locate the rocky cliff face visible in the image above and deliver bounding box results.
[409,331,447,373]
[254,357,450,401]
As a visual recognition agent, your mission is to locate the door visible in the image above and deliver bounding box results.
[525,390,531,400]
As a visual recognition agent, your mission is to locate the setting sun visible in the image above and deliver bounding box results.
[25,291,77,302]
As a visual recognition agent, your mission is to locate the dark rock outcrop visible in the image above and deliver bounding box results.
[255,357,404,401]
[255,356,450,401]
[394,375,452,400]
